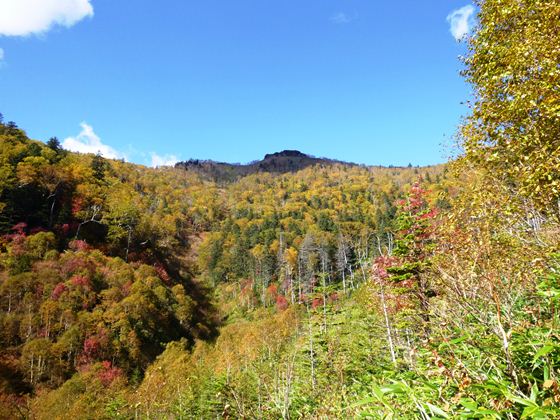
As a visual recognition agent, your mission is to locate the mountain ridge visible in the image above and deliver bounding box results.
[175,149,361,182]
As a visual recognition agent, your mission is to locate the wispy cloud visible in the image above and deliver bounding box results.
[0,0,93,37]
[0,48,4,61]
[150,153,179,168]
[330,12,355,25]
[447,5,475,41]
[63,122,123,160]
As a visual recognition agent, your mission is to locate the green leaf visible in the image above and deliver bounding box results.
[544,364,550,381]
[530,383,538,403]
[425,402,450,419]
[532,345,555,364]
[508,395,538,408]
[450,335,470,344]
[521,406,545,419]
[459,398,478,411]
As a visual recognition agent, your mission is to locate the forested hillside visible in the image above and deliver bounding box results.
[0,117,444,417]
[1,0,560,418]
[0,122,221,414]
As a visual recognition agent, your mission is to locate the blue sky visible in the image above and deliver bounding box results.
[0,1,476,167]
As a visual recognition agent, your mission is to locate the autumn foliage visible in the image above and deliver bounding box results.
[3,3,560,414]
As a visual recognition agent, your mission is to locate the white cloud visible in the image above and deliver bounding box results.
[150,153,179,168]
[447,5,475,41]
[0,0,93,37]
[61,124,177,167]
[330,12,354,25]
[63,122,123,160]
[0,48,3,61]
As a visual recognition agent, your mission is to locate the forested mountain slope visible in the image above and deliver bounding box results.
[0,119,444,418]
[0,122,222,415]
[2,0,560,417]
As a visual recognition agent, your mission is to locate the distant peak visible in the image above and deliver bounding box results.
[176,149,355,182]
[263,150,308,160]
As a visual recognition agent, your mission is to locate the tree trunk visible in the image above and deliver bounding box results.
[380,285,397,366]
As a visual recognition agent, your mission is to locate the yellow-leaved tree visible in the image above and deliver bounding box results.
[461,0,560,216]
